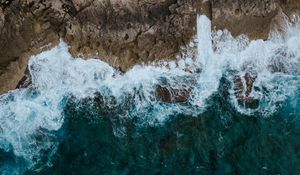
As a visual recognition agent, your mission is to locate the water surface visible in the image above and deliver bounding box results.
[0,16,300,175]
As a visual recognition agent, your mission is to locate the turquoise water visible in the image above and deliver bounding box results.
[1,15,300,174]
[29,80,300,175]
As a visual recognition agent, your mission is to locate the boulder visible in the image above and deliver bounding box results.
[233,72,259,109]
[155,85,190,103]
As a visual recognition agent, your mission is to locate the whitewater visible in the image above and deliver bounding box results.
[0,15,300,174]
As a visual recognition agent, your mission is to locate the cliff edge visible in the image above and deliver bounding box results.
[0,0,299,94]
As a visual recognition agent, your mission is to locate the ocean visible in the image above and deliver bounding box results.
[0,15,300,174]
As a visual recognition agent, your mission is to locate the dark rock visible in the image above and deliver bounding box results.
[16,66,32,89]
[155,85,189,103]
[233,73,259,109]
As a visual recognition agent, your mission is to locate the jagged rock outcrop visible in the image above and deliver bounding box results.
[0,0,198,94]
[0,0,300,95]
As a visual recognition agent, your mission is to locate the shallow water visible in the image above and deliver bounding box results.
[0,15,300,174]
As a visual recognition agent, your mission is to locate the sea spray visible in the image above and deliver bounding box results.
[0,15,300,174]
[190,15,224,109]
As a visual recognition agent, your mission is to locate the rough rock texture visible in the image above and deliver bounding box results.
[233,73,259,109]
[63,0,199,70]
[1,0,300,94]
[155,85,190,103]
[211,0,300,39]
[0,0,198,94]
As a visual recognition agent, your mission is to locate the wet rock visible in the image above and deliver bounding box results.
[233,73,259,109]
[1,0,300,94]
[0,0,200,94]
[16,66,32,89]
[155,85,189,103]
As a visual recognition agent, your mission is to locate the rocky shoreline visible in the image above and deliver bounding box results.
[0,0,300,95]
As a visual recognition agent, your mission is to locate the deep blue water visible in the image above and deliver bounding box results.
[10,78,297,175]
[1,15,300,175]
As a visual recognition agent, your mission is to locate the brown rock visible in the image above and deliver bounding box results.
[211,0,300,39]
[1,0,300,95]
[0,0,199,94]
[155,85,189,103]
[233,73,259,108]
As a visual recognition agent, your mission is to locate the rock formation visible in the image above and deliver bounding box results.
[155,85,190,103]
[0,0,198,94]
[0,0,300,95]
[211,0,300,39]
[233,73,259,109]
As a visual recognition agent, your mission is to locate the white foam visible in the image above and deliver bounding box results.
[0,14,300,171]
[190,15,225,108]
[0,39,197,168]
[203,15,300,115]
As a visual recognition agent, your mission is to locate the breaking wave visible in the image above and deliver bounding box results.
[0,15,300,173]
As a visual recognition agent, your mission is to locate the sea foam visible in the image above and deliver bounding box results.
[0,15,300,172]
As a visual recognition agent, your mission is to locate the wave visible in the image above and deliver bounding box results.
[0,15,300,172]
